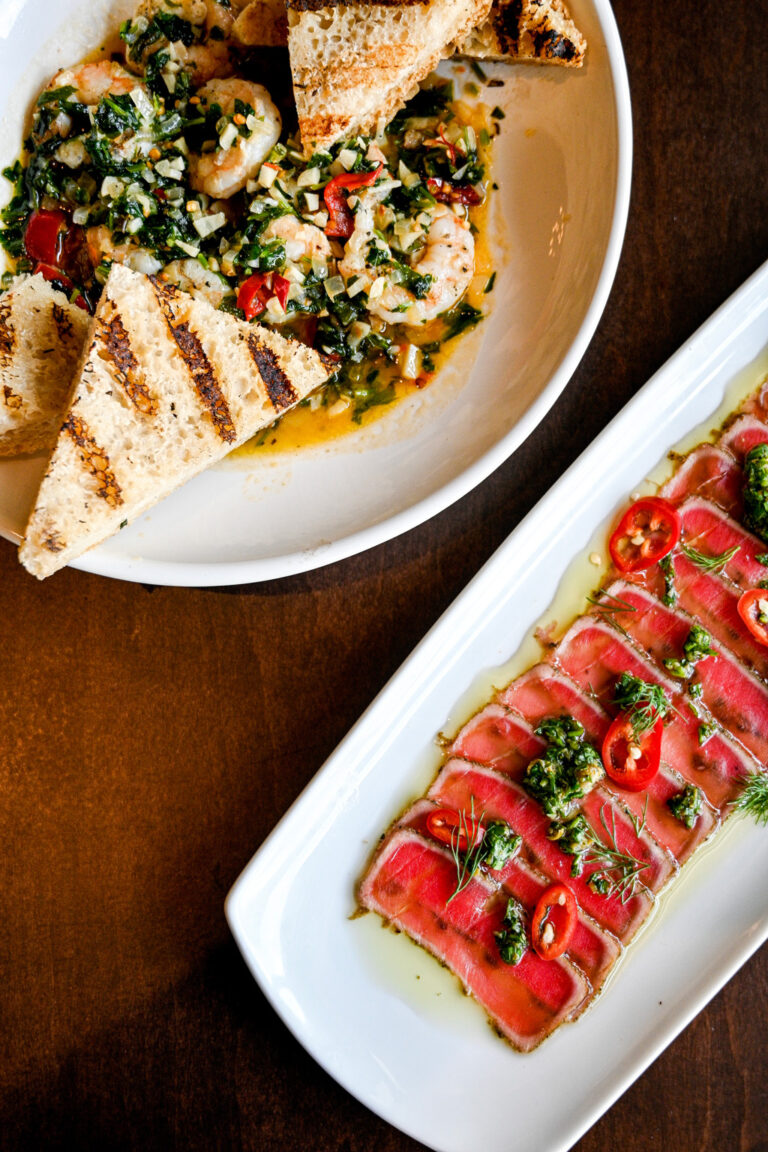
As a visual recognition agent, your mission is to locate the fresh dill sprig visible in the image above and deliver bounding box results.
[733,773,768,826]
[446,799,487,903]
[584,805,651,904]
[548,805,650,904]
[587,589,637,614]
[680,541,740,573]
[628,793,649,839]
[613,671,670,736]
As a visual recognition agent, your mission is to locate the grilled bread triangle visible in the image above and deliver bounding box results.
[459,0,586,66]
[0,274,91,457]
[19,263,330,579]
[287,0,494,154]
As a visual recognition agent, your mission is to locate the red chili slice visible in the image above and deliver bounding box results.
[531,883,577,960]
[602,715,663,791]
[609,497,681,573]
[426,177,482,206]
[24,209,68,266]
[737,589,768,647]
[272,272,291,310]
[425,807,484,852]
[323,162,384,239]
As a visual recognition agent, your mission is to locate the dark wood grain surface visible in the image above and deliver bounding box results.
[3,2,768,1149]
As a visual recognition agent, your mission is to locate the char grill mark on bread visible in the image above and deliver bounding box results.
[150,277,237,443]
[246,333,298,411]
[62,413,123,509]
[459,0,586,66]
[95,301,156,416]
[19,263,331,579]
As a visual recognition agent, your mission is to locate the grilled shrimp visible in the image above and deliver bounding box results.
[49,60,139,106]
[339,200,474,327]
[261,215,331,264]
[85,227,163,277]
[159,259,228,307]
[188,79,281,199]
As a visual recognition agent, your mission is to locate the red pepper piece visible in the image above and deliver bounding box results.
[24,209,67,266]
[237,272,272,320]
[272,273,291,310]
[531,883,577,960]
[737,588,768,647]
[323,162,384,239]
[426,177,482,206]
[602,715,663,791]
[608,497,681,574]
[426,807,485,851]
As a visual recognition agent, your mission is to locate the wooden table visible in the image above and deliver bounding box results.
[3,2,768,1149]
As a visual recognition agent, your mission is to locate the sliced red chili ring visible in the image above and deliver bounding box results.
[531,883,577,960]
[602,715,663,791]
[425,807,484,851]
[609,497,681,573]
[737,588,768,647]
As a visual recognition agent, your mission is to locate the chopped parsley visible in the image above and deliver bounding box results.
[743,444,768,543]
[663,624,718,680]
[494,897,528,966]
[667,784,703,828]
[523,716,604,819]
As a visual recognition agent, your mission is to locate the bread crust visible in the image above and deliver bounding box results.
[0,275,91,457]
[288,0,494,153]
[19,264,330,579]
[458,0,587,67]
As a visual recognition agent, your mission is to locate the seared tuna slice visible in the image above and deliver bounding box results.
[634,553,768,679]
[555,617,756,809]
[719,413,768,460]
[428,760,654,941]
[678,498,768,589]
[450,703,542,776]
[499,665,717,863]
[358,826,590,1050]
[660,444,742,515]
[397,799,621,993]
[601,580,768,766]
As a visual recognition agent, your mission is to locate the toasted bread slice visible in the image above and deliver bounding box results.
[459,0,586,66]
[288,0,493,154]
[233,0,289,46]
[19,264,330,579]
[0,274,91,457]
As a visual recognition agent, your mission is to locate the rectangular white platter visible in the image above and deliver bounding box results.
[226,259,768,1152]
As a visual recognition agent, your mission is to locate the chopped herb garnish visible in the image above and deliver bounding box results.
[659,554,677,606]
[469,60,488,82]
[484,271,496,294]
[490,106,506,120]
[668,784,703,828]
[756,552,768,566]
[680,541,740,573]
[697,721,717,745]
[613,672,670,736]
[445,802,520,902]
[523,716,604,819]
[494,897,527,966]
[663,624,718,680]
[743,444,768,543]
[548,805,650,903]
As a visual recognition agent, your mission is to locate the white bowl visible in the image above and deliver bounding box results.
[0,0,631,586]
